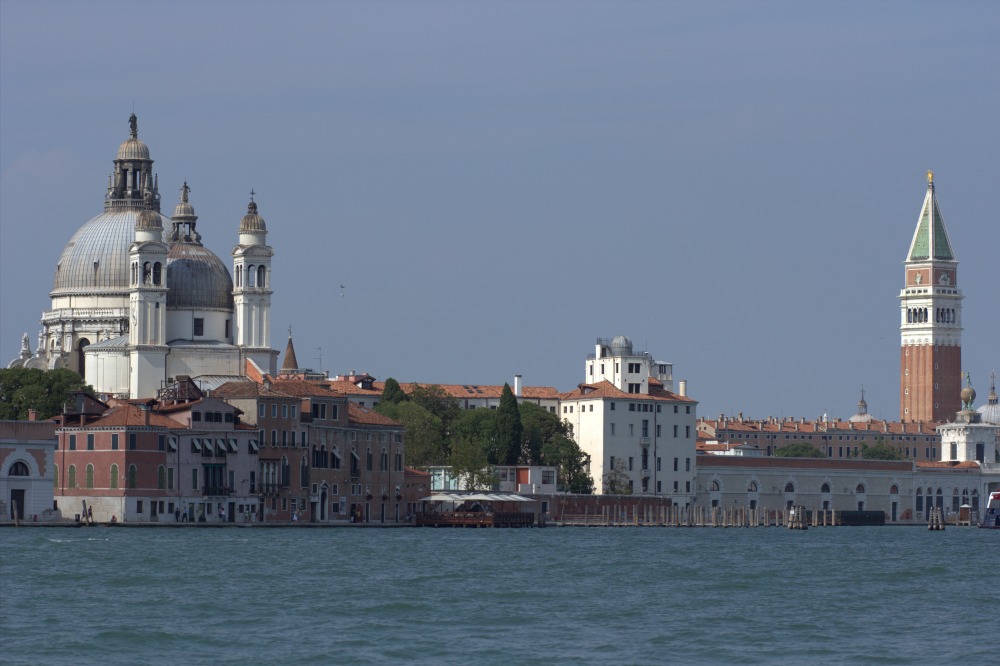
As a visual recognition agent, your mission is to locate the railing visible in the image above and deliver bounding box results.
[203,486,232,496]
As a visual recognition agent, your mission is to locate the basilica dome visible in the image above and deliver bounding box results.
[166,243,234,310]
[52,210,168,295]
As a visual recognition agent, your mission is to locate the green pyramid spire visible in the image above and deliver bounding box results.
[907,171,955,262]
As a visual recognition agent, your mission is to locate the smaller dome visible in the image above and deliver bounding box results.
[166,244,234,311]
[977,372,999,425]
[136,191,162,231]
[117,137,150,161]
[240,200,267,235]
[173,182,196,220]
[610,335,633,355]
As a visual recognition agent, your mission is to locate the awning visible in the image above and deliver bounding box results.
[249,440,259,454]
[216,439,226,454]
[418,493,534,503]
[190,439,202,452]
[168,437,178,451]
[228,439,238,453]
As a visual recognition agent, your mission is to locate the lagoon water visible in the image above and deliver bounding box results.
[1,526,995,665]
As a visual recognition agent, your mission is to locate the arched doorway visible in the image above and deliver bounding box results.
[319,485,328,521]
[76,338,91,375]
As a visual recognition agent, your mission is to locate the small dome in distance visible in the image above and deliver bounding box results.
[240,198,267,235]
[117,113,150,161]
[610,335,633,355]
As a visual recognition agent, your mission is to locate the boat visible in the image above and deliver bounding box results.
[981,491,1000,529]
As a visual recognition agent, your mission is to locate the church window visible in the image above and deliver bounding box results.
[194,318,204,336]
[143,262,152,284]
[9,461,29,476]
[248,265,256,287]
[257,266,266,287]
[784,482,795,493]
[110,464,119,489]
[153,262,161,285]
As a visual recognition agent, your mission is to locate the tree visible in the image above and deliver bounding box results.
[862,439,905,460]
[449,436,496,491]
[452,408,498,461]
[602,458,632,495]
[520,403,594,493]
[380,377,408,405]
[494,383,522,466]
[375,401,447,466]
[773,442,825,458]
[409,384,460,435]
[0,368,93,420]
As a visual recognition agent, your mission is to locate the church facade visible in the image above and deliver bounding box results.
[7,115,277,398]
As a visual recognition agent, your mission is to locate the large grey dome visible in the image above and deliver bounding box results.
[117,136,150,161]
[52,210,168,295]
[166,243,234,310]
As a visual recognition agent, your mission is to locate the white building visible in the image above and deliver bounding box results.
[562,336,697,502]
[7,114,277,398]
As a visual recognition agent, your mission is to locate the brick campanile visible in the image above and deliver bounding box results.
[899,171,963,422]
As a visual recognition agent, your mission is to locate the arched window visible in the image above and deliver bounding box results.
[143,262,152,284]
[331,450,341,470]
[153,262,162,285]
[394,450,402,472]
[235,265,242,287]
[68,465,77,488]
[128,465,137,489]
[366,448,373,472]
[8,461,29,476]
[86,464,94,489]
[972,489,980,512]
[890,485,899,495]
[709,480,720,492]
[300,457,308,488]
[247,265,256,287]
[380,448,388,471]
[784,482,795,493]
[747,481,757,493]
[257,266,266,288]
[821,483,831,494]
[157,465,166,490]
[856,484,865,494]
[110,464,119,489]
[281,455,289,486]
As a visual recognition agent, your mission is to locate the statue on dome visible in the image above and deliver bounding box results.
[129,113,138,137]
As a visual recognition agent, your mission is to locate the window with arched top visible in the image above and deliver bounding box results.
[110,464,119,489]
[784,482,795,493]
[257,265,266,288]
[68,465,77,488]
[856,484,865,494]
[747,481,758,493]
[890,485,899,495]
[366,448,373,472]
[247,265,256,287]
[153,262,162,285]
[128,465,137,489]
[86,464,94,489]
[821,483,831,494]
[9,461,29,476]
[709,480,720,492]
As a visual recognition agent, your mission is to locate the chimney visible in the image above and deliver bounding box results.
[678,380,687,397]
[513,374,522,397]
[27,409,37,421]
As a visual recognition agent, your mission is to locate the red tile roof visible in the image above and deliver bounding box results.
[559,380,696,403]
[77,403,183,430]
[347,403,401,427]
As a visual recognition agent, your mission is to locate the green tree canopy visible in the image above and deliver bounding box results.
[494,383,522,466]
[861,440,905,460]
[448,436,496,491]
[0,368,93,420]
[773,441,825,458]
[380,377,408,405]
[520,403,594,493]
[375,401,447,466]
[409,384,460,434]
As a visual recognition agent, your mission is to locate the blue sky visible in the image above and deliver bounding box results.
[1,0,997,420]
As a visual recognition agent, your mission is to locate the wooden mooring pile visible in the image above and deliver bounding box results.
[558,505,844,527]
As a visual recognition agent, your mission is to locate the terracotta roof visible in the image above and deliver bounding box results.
[915,461,981,469]
[212,381,294,399]
[325,379,385,396]
[400,382,560,400]
[76,403,183,430]
[347,403,401,427]
[404,467,431,477]
[559,380,696,403]
[270,378,341,399]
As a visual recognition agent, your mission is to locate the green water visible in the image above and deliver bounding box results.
[1,526,995,664]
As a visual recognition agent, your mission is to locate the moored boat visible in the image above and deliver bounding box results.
[980,491,1000,529]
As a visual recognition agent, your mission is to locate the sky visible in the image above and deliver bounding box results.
[1,0,997,421]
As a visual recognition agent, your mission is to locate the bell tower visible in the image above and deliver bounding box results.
[232,193,278,374]
[899,171,962,422]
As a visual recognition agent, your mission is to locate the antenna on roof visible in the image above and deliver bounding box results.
[315,347,323,373]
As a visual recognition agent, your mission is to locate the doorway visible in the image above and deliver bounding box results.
[10,489,25,520]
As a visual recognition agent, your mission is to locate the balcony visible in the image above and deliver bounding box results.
[203,486,233,497]
[641,468,651,479]
[640,437,651,448]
